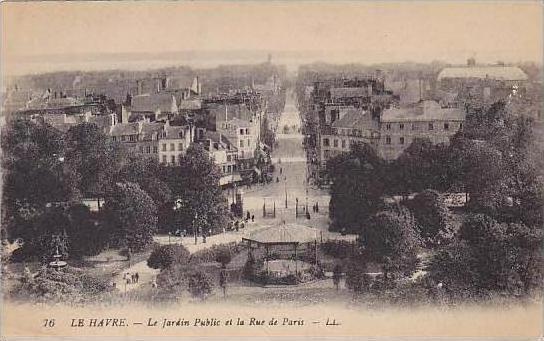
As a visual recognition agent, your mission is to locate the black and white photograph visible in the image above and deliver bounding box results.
[0,1,542,339]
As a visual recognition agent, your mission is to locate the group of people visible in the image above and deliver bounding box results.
[123,272,140,285]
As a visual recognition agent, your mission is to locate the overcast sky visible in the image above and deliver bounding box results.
[1,1,542,74]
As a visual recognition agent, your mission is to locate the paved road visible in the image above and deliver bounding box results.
[116,90,355,292]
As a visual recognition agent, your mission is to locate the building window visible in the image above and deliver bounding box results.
[459,122,463,129]
[153,146,158,153]
[139,146,144,153]
[223,166,226,173]
[428,123,434,130]
[385,136,391,144]
[171,155,175,164]
[240,129,244,135]
[386,123,391,130]
[341,140,346,148]
[178,143,183,150]
[233,165,237,171]
[412,123,417,130]
[170,143,175,151]
[162,143,167,152]
[112,136,117,142]
[399,123,404,130]
[162,155,167,163]
[241,151,245,158]
[400,137,405,145]
[227,165,232,173]
[333,139,338,148]
[323,138,330,147]
[227,155,231,162]
[146,146,151,153]
[444,122,450,130]
[129,135,136,142]
[121,136,126,142]
[247,139,250,147]
[240,140,244,148]
[245,128,249,134]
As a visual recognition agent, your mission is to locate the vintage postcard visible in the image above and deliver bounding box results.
[1,1,543,340]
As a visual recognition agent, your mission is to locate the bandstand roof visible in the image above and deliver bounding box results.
[244,224,320,245]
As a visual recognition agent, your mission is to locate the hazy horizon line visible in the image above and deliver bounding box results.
[4,49,542,78]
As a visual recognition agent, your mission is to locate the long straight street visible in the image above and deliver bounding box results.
[116,90,352,291]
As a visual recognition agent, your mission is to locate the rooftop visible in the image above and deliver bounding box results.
[332,108,376,130]
[244,224,320,244]
[131,93,176,113]
[381,100,465,122]
[110,122,140,136]
[437,66,528,81]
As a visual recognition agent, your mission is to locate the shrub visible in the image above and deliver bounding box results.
[189,242,243,264]
[214,246,232,268]
[147,244,190,270]
[11,266,112,304]
[187,271,213,299]
[320,240,358,259]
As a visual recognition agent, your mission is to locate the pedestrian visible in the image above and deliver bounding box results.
[240,221,245,229]
[235,221,239,232]
[151,279,157,288]
[251,215,255,222]
[276,177,279,183]
[246,211,251,221]
[280,167,283,175]
[135,272,139,284]
[131,273,135,283]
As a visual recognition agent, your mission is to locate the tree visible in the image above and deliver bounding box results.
[327,143,386,233]
[214,245,232,268]
[147,244,190,270]
[345,256,371,294]
[102,182,158,252]
[361,205,421,279]
[65,123,122,202]
[166,144,229,236]
[406,189,454,247]
[1,120,75,251]
[428,213,543,297]
[187,271,213,299]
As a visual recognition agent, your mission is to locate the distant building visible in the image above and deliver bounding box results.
[437,61,528,106]
[217,116,258,172]
[158,123,193,165]
[129,93,178,122]
[319,108,380,165]
[199,131,241,186]
[378,100,465,160]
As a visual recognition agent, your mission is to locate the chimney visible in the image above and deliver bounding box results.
[121,105,130,124]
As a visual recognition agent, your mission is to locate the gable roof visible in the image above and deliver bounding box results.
[140,122,164,140]
[163,125,188,139]
[131,93,176,113]
[110,122,140,136]
[332,108,377,130]
[381,100,465,122]
[437,66,528,81]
